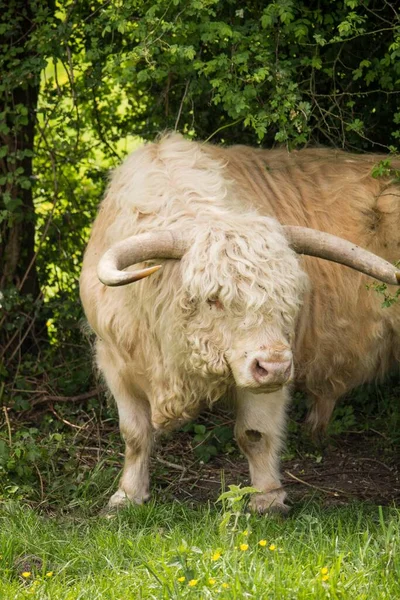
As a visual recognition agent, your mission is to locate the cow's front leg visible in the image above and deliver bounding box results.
[108,392,153,509]
[97,344,153,509]
[235,387,290,515]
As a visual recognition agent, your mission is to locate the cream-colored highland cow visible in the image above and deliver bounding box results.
[80,134,400,513]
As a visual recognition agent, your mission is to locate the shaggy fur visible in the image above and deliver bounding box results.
[80,134,400,510]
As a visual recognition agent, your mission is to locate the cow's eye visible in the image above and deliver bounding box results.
[207,298,224,310]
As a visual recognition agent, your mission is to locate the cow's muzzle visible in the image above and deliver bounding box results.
[243,345,293,390]
[229,346,293,392]
[251,357,292,387]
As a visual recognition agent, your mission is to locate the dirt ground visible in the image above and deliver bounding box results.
[152,427,400,509]
[10,394,399,510]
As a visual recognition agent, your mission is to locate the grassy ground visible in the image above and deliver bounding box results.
[1,381,399,599]
[0,498,399,599]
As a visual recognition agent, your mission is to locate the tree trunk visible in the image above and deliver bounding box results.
[0,1,47,358]
[0,84,40,298]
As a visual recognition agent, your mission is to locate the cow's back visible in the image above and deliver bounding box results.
[218,145,400,421]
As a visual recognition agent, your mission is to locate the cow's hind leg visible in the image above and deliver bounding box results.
[235,388,289,515]
[306,392,338,438]
[97,345,153,509]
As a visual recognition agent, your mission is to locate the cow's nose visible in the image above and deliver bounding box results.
[251,358,292,386]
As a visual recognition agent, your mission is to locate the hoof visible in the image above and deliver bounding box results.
[107,489,130,510]
[249,490,289,516]
[105,489,150,511]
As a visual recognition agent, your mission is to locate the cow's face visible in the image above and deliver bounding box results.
[180,220,309,392]
[224,320,294,392]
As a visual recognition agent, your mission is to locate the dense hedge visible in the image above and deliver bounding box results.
[0,0,399,390]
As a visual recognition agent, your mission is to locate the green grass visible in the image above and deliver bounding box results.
[0,499,399,599]
[1,385,399,599]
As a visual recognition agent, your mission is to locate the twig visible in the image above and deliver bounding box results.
[91,88,120,159]
[356,457,393,472]
[155,456,197,476]
[6,294,44,362]
[33,462,45,502]
[2,406,12,447]
[32,387,106,406]
[49,405,90,431]
[369,428,389,440]
[202,117,244,144]
[80,446,124,459]
[285,470,350,497]
[174,79,190,131]
[155,456,187,472]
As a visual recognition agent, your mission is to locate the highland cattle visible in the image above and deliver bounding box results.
[80,134,400,512]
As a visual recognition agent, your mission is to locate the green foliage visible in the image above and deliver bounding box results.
[88,0,400,148]
[1,0,399,368]
[327,404,356,435]
[182,419,234,463]
[371,158,400,181]
[0,427,64,495]
[0,394,122,509]
[217,484,259,533]
[368,278,400,309]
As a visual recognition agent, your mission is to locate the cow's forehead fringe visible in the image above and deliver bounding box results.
[181,217,308,318]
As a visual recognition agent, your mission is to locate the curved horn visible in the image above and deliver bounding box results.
[97,230,189,287]
[283,225,400,286]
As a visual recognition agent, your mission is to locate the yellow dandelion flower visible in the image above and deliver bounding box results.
[242,529,249,536]
[46,572,54,577]
[21,572,31,578]
[321,567,329,575]
[188,579,198,587]
[208,578,216,585]
[322,574,329,582]
[240,543,249,551]
[269,544,277,551]
[211,551,221,561]
[177,576,185,582]
[222,582,230,589]
[258,539,267,547]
